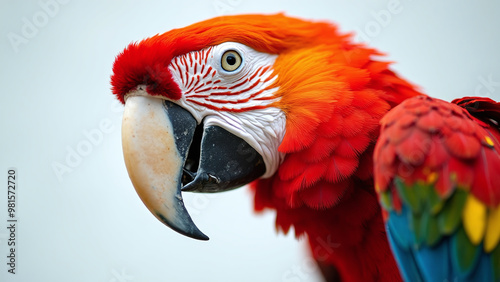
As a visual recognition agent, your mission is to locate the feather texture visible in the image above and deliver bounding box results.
[374,96,500,281]
[248,15,423,281]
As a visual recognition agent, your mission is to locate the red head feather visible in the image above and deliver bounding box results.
[111,14,351,103]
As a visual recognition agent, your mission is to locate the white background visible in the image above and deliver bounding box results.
[1,1,499,281]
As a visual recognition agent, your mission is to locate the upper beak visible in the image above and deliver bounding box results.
[121,89,265,240]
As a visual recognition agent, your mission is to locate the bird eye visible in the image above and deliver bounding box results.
[221,50,242,72]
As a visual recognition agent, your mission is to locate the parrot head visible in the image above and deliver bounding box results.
[111,14,415,241]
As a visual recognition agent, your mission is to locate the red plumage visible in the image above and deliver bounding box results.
[250,28,423,280]
[375,96,500,207]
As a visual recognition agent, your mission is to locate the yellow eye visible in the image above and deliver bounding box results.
[221,50,242,72]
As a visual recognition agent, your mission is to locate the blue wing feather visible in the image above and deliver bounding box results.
[471,251,495,282]
[387,205,498,281]
[387,223,423,282]
[413,239,450,282]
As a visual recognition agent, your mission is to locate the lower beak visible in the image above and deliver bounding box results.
[121,92,265,240]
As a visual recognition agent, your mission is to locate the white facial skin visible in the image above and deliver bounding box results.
[166,42,286,178]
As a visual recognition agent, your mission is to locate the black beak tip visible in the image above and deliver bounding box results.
[156,212,209,241]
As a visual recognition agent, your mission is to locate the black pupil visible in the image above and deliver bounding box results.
[226,54,236,65]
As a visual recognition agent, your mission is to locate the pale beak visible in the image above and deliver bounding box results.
[122,93,208,240]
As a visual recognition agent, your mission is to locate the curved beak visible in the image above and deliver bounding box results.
[122,94,207,240]
[121,91,265,240]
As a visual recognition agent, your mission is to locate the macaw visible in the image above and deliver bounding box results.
[110,14,500,281]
